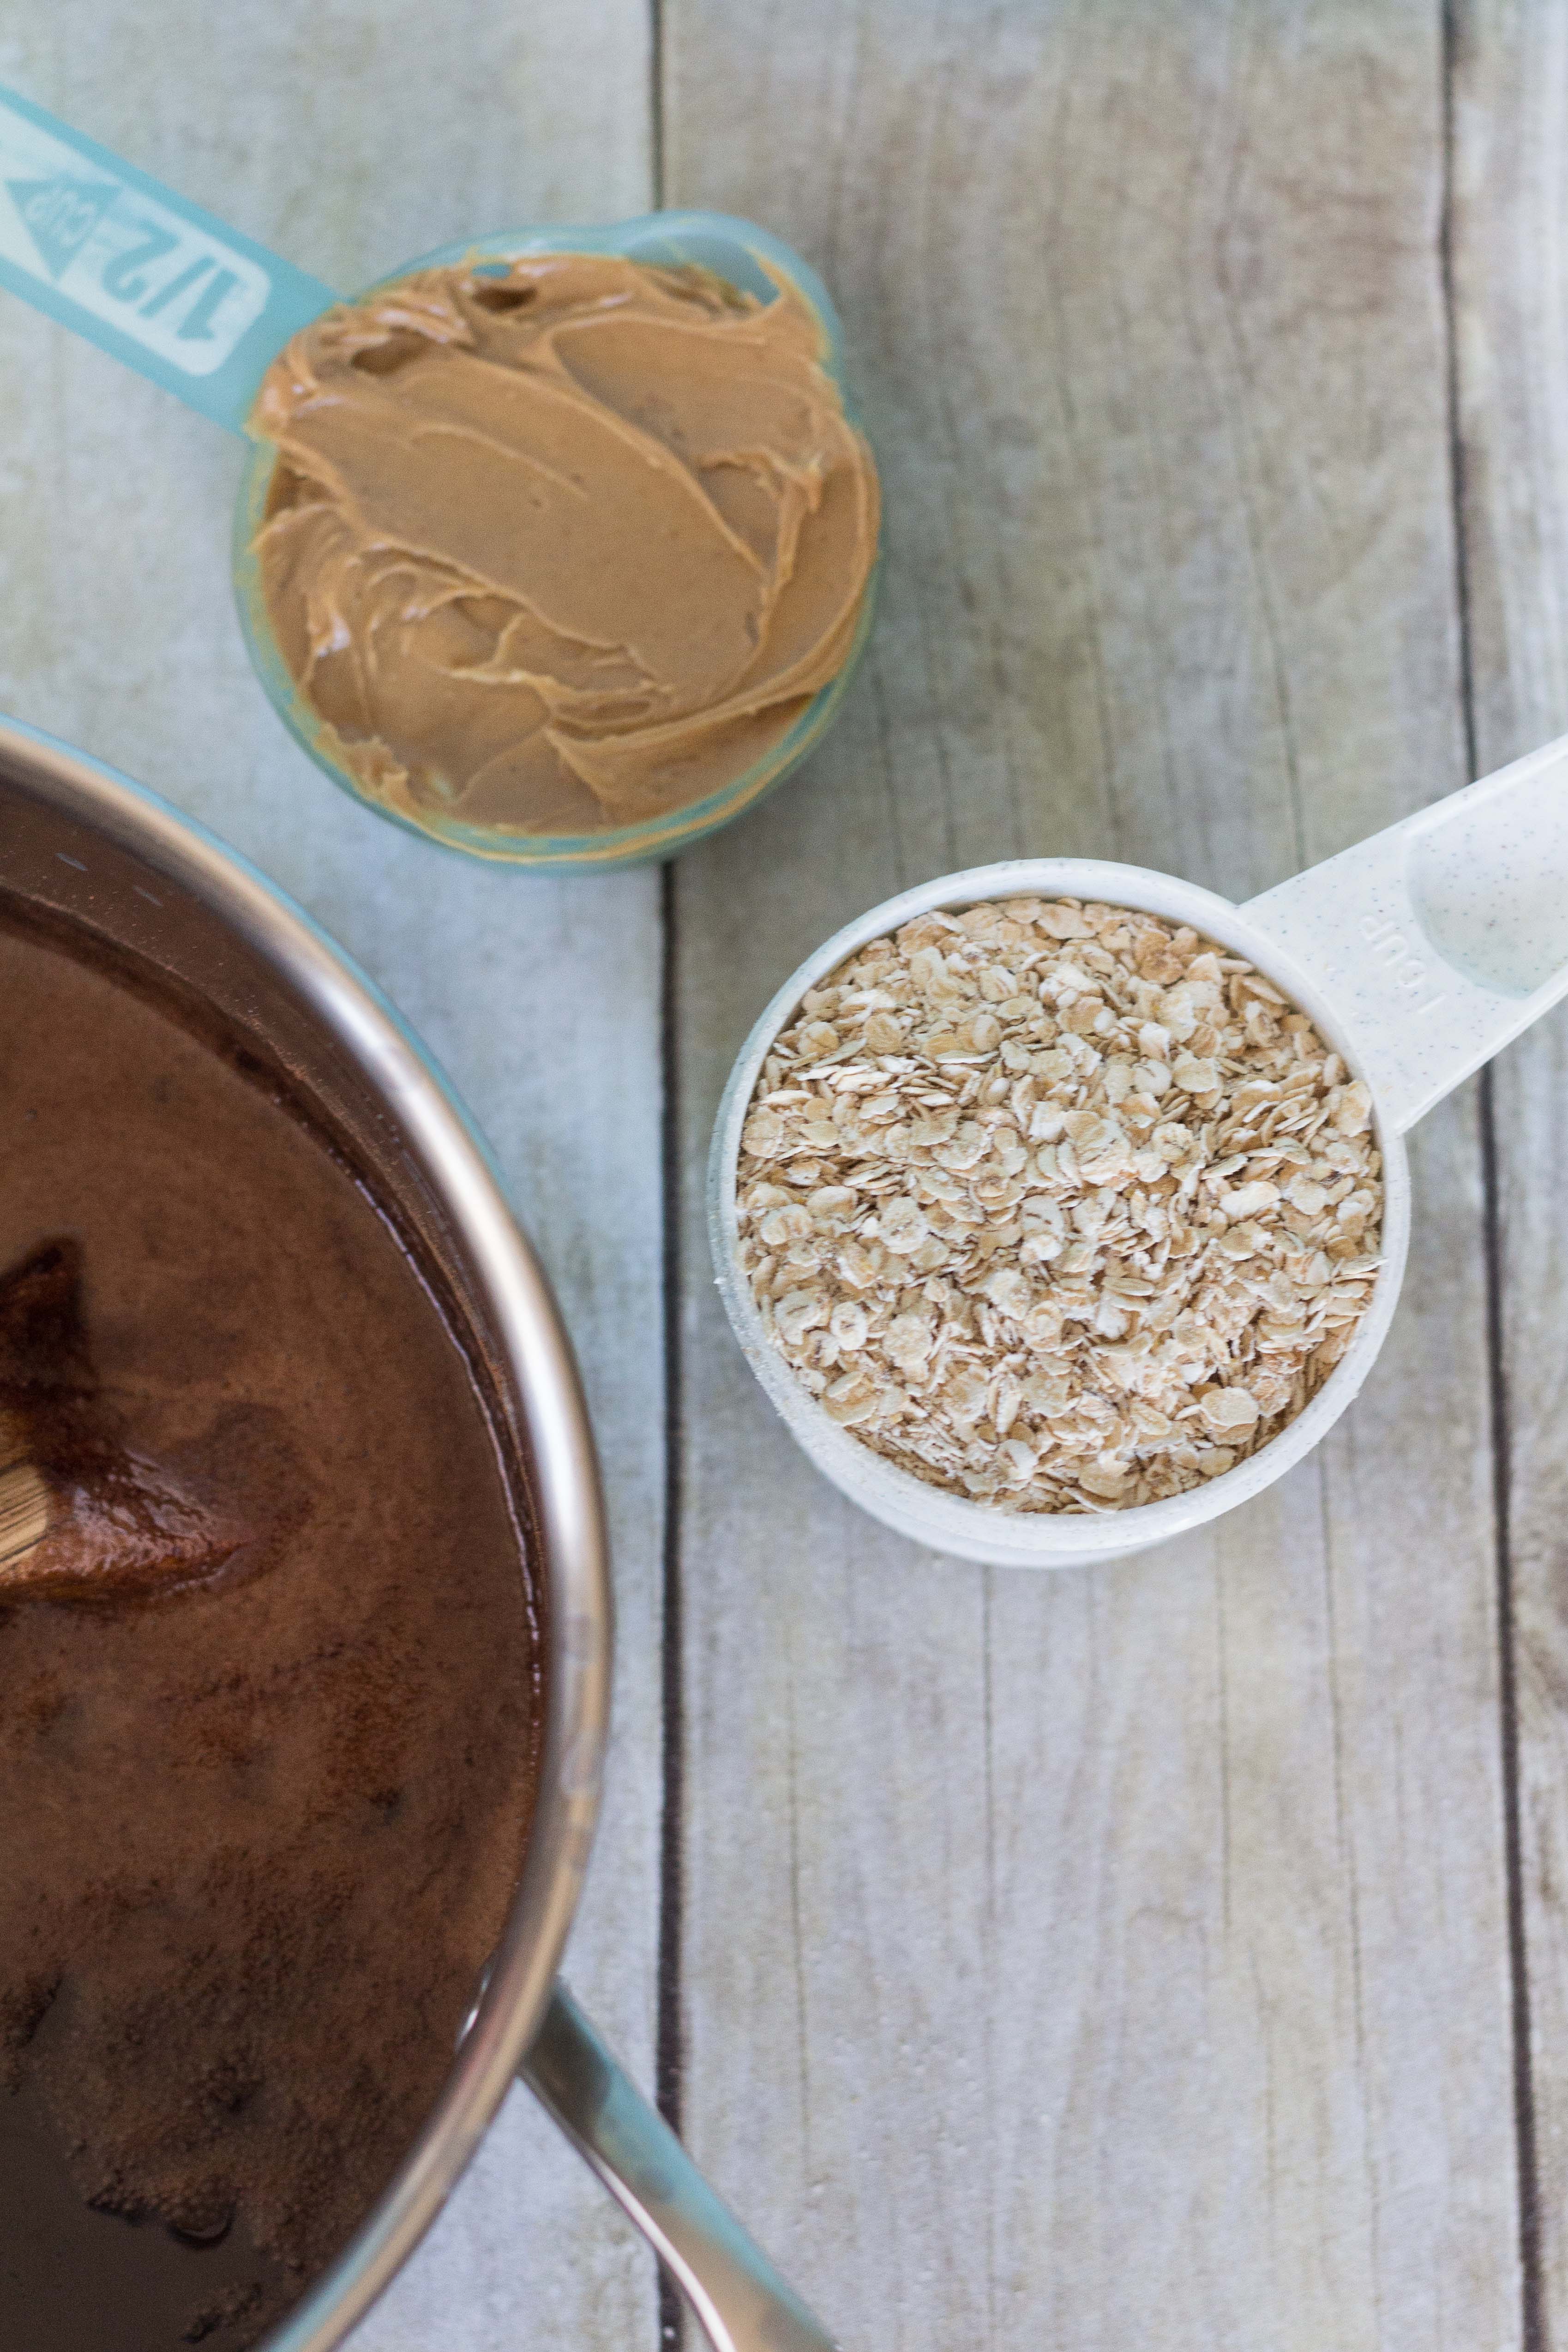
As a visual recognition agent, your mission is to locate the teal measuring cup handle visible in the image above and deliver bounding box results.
[0,83,335,433]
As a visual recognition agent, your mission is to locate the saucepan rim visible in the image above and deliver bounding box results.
[0,714,612,2352]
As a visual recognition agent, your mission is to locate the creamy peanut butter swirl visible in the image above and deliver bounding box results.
[250,253,879,837]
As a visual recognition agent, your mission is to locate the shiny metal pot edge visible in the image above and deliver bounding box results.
[0,716,612,2352]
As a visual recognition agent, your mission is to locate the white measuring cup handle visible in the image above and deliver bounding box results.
[1243,729,1568,1133]
[0,82,333,433]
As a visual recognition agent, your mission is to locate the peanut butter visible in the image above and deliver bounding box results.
[249,253,879,839]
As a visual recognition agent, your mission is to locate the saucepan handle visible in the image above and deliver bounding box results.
[523,1984,839,2352]
[1242,728,1568,1134]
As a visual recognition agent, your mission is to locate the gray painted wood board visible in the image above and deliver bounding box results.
[0,9,663,2347]
[1452,4,1568,2342]
[664,6,1520,2348]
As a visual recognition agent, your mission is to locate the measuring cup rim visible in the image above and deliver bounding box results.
[707,855,1411,1568]
[230,210,877,872]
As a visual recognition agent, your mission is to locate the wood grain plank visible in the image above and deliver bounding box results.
[1449,4,1568,2338]
[666,6,1519,2346]
[0,11,663,2347]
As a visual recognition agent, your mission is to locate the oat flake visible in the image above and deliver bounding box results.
[735,898,1383,1515]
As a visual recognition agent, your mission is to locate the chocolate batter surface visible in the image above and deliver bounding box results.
[0,912,541,2348]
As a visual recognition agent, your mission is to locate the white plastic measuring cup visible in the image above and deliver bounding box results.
[0,82,871,868]
[709,730,1568,1569]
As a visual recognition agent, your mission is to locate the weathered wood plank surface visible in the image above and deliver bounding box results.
[0,12,663,2348]
[666,6,1520,2347]
[1451,5,1568,2341]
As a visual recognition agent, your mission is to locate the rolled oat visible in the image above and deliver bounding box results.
[735,898,1382,1514]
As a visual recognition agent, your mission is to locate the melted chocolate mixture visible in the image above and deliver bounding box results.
[0,912,541,2347]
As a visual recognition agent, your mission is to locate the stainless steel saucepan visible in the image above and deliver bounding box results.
[0,713,835,2352]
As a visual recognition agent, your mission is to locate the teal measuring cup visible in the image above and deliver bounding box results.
[0,82,875,868]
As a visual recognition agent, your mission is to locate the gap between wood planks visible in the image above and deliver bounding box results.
[657,850,686,2352]
[1440,4,1544,2346]
[651,24,686,2352]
